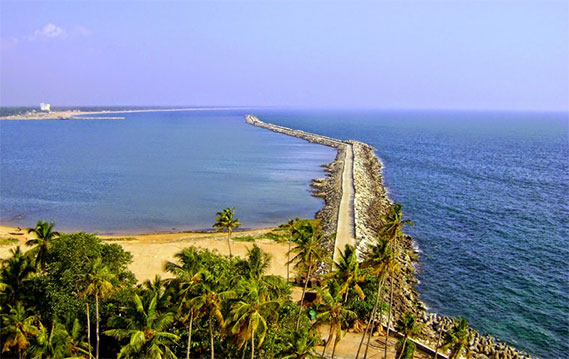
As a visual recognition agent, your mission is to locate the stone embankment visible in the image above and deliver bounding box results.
[245,114,344,258]
[244,114,531,359]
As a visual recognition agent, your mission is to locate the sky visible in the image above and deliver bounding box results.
[0,1,567,111]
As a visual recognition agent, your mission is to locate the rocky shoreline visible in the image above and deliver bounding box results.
[244,114,531,359]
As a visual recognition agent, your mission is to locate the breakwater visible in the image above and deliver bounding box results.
[245,114,532,359]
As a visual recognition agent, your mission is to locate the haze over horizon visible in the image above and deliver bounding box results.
[1,1,567,112]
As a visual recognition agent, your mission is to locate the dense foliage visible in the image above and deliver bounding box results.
[1,207,472,358]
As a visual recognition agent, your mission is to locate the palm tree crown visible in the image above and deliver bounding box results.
[105,293,179,359]
[213,207,241,257]
[26,220,60,269]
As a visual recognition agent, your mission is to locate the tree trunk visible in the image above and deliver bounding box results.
[383,275,395,359]
[286,233,292,282]
[296,262,314,330]
[187,311,194,359]
[321,322,336,358]
[18,347,22,359]
[241,342,248,359]
[227,230,233,257]
[397,337,408,359]
[251,327,255,359]
[331,333,339,359]
[86,302,92,359]
[434,324,443,359]
[96,292,100,359]
[356,277,383,359]
[209,316,214,359]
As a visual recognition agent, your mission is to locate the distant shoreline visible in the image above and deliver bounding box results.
[0,107,250,120]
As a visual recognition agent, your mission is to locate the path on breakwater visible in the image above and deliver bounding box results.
[244,114,355,259]
[333,142,356,262]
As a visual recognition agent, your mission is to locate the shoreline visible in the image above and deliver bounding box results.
[0,112,533,358]
[245,114,532,359]
[0,106,251,120]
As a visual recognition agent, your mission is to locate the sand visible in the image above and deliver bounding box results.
[0,225,293,282]
[0,107,250,120]
[0,225,435,358]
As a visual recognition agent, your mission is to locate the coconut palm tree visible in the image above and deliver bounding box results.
[380,203,413,359]
[441,317,472,359]
[237,244,271,281]
[104,293,179,359]
[355,238,395,359]
[27,318,89,359]
[288,223,326,329]
[331,244,366,304]
[1,302,40,359]
[0,246,36,306]
[314,286,356,359]
[395,312,423,359]
[80,259,116,359]
[213,207,241,257]
[26,220,60,269]
[229,280,280,359]
[280,328,320,359]
[284,218,299,282]
[165,249,209,359]
[187,284,229,359]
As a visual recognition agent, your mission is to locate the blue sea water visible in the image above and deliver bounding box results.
[1,109,567,357]
[0,110,335,233]
[256,109,568,359]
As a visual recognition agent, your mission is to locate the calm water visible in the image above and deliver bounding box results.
[0,110,335,233]
[257,109,568,359]
[1,109,567,357]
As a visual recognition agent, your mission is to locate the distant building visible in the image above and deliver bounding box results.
[40,103,51,112]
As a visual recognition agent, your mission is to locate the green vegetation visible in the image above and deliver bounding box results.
[213,207,241,257]
[0,237,19,246]
[0,204,474,358]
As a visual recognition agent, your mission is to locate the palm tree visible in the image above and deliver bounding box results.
[314,286,356,359]
[380,203,413,359]
[187,284,229,359]
[104,293,179,359]
[331,244,366,304]
[213,207,241,257]
[26,220,60,269]
[237,244,271,281]
[1,302,40,359]
[0,246,36,306]
[441,317,472,359]
[27,318,89,359]
[433,320,448,359]
[355,238,395,359]
[288,223,326,329]
[165,249,209,359]
[395,312,422,359]
[280,328,320,359]
[230,280,280,359]
[284,218,299,282]
[80,259,116,359]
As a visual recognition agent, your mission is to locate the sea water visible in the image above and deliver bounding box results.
[256,109,568,359]
[1,108,567,357]
[0,110,335,233]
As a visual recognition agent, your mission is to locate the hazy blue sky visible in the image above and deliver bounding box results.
[1,1,567,110]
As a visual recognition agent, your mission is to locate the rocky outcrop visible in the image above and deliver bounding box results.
[244,114,532,359]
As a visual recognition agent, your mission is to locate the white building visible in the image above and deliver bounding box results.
[40,103,51,112]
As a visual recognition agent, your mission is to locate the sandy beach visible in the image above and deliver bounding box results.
[0,225,291,282]
[0,107,250,120]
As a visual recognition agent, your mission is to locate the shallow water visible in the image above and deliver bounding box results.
[256,109,568,359]
[0,110,335,233]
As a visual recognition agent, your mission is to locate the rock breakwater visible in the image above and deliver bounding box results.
[244,114,531,359]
